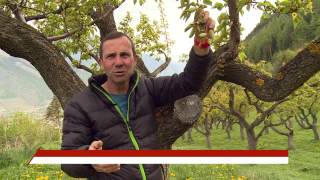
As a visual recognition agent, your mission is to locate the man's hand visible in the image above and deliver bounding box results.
[89,140,121,174]
[193,9,215,56]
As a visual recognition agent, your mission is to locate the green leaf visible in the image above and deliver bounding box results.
[214,2,224,10]
[203,0,212,6]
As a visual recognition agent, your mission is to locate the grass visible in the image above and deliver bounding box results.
[169,125,320,180]
[1,113,319,179]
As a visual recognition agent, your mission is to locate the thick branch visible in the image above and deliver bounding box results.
[7,2,26,23]
[227,0,240,55]
[219,38,320,101]
[91,1,126,39]
[0,13,85,108]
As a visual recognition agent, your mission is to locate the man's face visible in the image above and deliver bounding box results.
[100,36,136,87]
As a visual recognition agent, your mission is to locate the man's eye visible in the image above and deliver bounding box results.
[105,54,115,60]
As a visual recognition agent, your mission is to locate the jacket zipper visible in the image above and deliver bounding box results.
[92,74,147,180]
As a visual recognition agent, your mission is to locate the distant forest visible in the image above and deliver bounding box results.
[244,0,320,63]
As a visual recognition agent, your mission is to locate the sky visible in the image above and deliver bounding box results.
[113,0,263,61]
[0,0,264,64]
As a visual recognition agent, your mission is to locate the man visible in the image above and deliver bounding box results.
[61,11,215,180]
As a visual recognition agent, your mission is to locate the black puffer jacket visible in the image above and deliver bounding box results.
[61,48,214,179]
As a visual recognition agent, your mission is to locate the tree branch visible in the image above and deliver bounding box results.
[228,87,250,129]
[194,125,206,136]
[271,126,288,136]
[298,106,313,127]
[256,126,267,140]
[150,50,171,77]
[47,0,125,42]
[136,56,151,76]
[244,89,263,113]
[0,13,86,108]
[59,48,95,75]
[295,114,310,129]
[218,38,320,101]
[7,2,26,23]
[24,4,67,21]
[227,0,240,57]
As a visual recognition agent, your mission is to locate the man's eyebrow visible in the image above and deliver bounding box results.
[120,51,130,55]
[105,52,116,57]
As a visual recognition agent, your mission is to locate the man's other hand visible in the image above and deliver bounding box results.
[89,140,121,173]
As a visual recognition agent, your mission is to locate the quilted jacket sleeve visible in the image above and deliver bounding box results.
[145,47,214,107]
[60,100,96,178]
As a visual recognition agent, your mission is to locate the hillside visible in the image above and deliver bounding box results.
[0,53,53,115]
[244,0,320,62]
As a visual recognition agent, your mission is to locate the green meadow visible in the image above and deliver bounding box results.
[0,112,319,180]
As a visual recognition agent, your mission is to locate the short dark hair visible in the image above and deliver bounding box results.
[99,31,136,60]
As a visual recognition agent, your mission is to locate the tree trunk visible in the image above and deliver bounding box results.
[205,133,212,150]
[239,123,245,141]
[204,118,212,149]
[225,120,232,139]
[264,127,269,135]
[311,125,320,141]
[288,134,295,150]
[226,129,231,140]
[246,128,257,150]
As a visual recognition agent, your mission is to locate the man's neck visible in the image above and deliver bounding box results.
[102,81,129,95]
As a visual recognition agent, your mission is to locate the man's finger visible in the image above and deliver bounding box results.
[94,140,103,149]
[89,140,103,150]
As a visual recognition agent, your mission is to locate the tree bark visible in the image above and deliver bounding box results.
[246,128,257,150]
[288,133,295,150]
[239,122,245,141]
[204,118,212,149]
[0,13,85,108]
[264,127,269,135]
[311,125,320,141]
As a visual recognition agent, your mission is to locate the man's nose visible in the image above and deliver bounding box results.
[114,55,124,66]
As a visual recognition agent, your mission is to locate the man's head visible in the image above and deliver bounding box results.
[99,31,137,89]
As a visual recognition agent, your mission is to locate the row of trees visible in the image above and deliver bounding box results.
[194,70,320,150]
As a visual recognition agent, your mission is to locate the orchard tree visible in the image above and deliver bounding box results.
[213,85,287,150]
[1,0,320,150]
[292,73,320,141]
[270,115,295,150]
